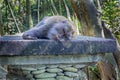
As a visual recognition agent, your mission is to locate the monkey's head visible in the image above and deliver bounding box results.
[47,21,75,41]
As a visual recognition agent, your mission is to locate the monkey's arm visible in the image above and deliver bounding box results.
[22,30,38,40]
[22,25,49,40]
[22,27,43,40]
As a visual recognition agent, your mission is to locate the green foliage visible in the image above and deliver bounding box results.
[88,65,100,79]
[102,0,120,34]
[102,0,120,42]
[0,0,3,7]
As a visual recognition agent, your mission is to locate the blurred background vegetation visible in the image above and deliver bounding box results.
[0,0,120,42]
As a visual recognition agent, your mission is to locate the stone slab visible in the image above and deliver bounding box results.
[0,54,104,65]
[0,36,116,55]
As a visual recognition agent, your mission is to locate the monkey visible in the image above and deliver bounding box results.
[22,16,75,41]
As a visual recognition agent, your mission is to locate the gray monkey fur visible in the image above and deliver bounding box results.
[22,16,75,41]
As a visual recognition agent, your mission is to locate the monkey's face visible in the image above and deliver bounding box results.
[53,22,75,41]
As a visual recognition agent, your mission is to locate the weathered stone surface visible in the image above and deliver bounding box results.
[46,68,63,73]
[56,76,73,80]
[0,54,105,65]
[47,65,58,68]
[35,73,56,78]
[25,74,33,79]
[60,67,78,72]
[22,70,31,75]
[64,72,78,77]
[74,64,86,69]
[37,65,46,70]
[32,69,45,74]
[59,65,72,68]
[73,77,79,80]
[0,36,116,55]
[0,74,6,79]
[0,69,7,78]
[30,78,35,80]
[36,78,56,80]
[21,67,36,71]
[78,70,87,79]
[57,72,64,76]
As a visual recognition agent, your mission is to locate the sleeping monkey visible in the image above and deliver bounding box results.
[22,16,75,41]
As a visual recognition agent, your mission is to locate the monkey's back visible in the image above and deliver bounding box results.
[44,16,68,24]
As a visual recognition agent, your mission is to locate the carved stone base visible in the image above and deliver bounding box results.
[6,54,104,80]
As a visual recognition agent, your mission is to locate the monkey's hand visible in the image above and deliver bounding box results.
[22,33,38,40]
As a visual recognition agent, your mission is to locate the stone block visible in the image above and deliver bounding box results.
[0,36,116,55]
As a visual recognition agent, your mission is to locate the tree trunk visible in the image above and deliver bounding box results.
[102,21,120,72]
[70,0,118,79]
[51,0,58,15]
[97,61,117,80]
[63,0,71,20]
[26,0,33,29]
[0,8,3,36]
[37,0,40,23]
[6,0,21,33]
[70,0,102,37]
